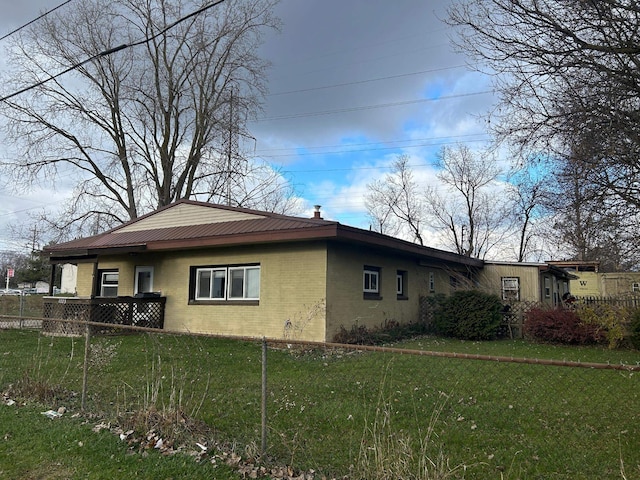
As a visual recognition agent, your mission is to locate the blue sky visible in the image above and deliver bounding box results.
[251,0,494,226]
[0,0,496,252]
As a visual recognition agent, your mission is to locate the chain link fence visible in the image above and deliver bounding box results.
[1,315,639,479]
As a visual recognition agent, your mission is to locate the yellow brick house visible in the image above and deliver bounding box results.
[44,200,482,342]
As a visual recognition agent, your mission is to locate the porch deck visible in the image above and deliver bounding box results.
[42,296,166,336]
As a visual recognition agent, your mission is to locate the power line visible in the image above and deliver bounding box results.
[253,90,494,122]
[267,65,467,97]
[0,1,73,42]
[0,0,226,103]
[255,133,490,156]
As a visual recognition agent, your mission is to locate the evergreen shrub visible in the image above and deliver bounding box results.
[431,290,503,340]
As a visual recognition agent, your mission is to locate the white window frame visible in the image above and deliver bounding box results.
[363,268,379,294]
[194,265,260,301]
[100,271,119,297]
[228,266,261,300]
[396,273,403,295]
[633,282,640,293]
[195,267,227,300]
[501,277,520,301]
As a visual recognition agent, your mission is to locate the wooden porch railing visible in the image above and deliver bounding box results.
[42,296,166,336]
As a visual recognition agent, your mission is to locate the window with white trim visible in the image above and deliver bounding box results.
[363,265,382,299]
[632,282,640,293]
[363,268,379,293]
[501,277,520,301]
[193,265,260,301]
[100,271,119,297]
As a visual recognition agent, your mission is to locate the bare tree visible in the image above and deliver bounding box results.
[424,145,509,259]
[546,155,640,271]
[0,0,282,234]
[365,155,425,244]
[506,165,546,262]
[447,1,640,210]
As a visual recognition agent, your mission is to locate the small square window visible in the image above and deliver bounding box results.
[100,271,119,297]
[502,277,520,301]
[363,266,381,299]
[364,269,379,293]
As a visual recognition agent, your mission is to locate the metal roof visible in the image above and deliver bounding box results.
[44,200,483,268]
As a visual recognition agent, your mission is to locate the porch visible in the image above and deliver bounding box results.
[42,295,166,336]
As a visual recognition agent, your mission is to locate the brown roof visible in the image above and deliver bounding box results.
[45,200,482,268]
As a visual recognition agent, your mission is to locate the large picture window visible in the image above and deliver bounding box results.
[193,264,260,302]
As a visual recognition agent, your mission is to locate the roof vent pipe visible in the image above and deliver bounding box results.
[313,205,322,219]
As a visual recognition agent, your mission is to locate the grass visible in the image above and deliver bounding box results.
[0,403,239,479]
[0,294,45,318]
[1,328,639,479]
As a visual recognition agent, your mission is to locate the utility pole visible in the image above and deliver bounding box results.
[226,88,234,206]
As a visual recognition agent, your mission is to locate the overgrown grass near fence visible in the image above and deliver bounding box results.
[0,294,44,317]
[1,325,639,479]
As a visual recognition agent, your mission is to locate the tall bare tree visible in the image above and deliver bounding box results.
[0,0,282,234]
[447,1,640,210]
[365,155,425,245]
[546,153,640,271]
[424,145,509,259]
[506,165,546,262]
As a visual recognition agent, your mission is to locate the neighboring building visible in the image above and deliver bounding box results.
[479,261,576,306]
[548,261,640,297]
[43,200,483,342]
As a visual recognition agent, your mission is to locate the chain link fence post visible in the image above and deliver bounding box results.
[81,320,91,411]
[261,337,268,457]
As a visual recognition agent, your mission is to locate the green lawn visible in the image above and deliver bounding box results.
[1,328,639,479]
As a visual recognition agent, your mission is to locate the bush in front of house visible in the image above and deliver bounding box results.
[333,319,430,345]
[431,290,503,340]
[523,307,605,345]
[574,303,630,349]
[628,309,640,350]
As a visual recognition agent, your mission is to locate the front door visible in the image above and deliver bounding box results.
[134,266,154,295]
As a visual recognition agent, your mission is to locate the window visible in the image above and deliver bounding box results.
[501,277,520,301]
[196,268,226,299]
[397,270,408,299]
[192,264,260,302]
[100,271,119,297]
[633,282,640,293]
[363,268,379,293]
[429,272,435,292]
[363,266,381,299]
[229,266,260,300]
[544,277,551,298]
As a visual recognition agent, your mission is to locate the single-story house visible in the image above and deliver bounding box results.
[478,261,576,306]
[44,200,483,342]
